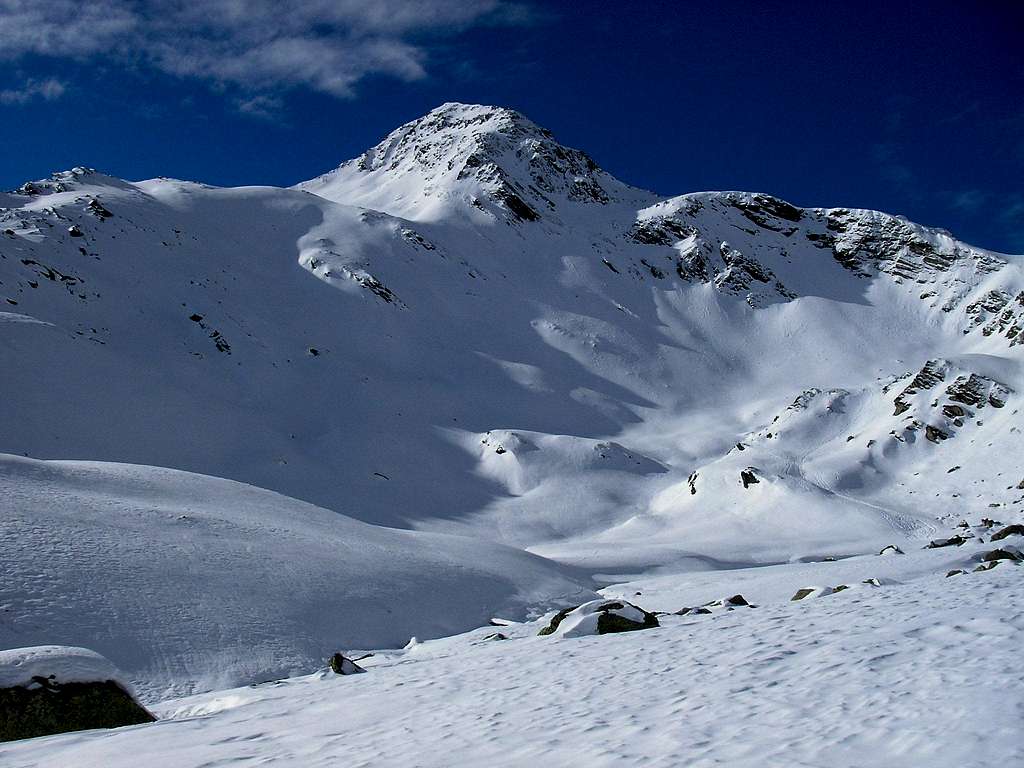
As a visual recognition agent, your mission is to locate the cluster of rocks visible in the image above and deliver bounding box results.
[676,594,754,615]
[791,579,882,601]
[886,358,1011,445]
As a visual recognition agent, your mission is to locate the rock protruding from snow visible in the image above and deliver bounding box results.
[990,524,1024,542]
[328,653,366,676]
[538,600,659,638]
[0,646,153,742]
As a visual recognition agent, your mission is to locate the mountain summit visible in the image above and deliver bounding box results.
[297,102,652,223]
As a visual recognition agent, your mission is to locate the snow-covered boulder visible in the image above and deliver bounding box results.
[676,594,753,615]
[0,646,153,742]
[790,586,834,601]
[538,600,658,638]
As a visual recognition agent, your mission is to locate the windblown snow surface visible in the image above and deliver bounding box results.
[2,103,1022,764]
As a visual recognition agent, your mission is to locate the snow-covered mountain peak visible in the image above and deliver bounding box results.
[297,102,653,223]
[6,167,137,200]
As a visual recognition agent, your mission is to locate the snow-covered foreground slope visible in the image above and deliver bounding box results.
[0,454,594,699]
[2,546,1020,767]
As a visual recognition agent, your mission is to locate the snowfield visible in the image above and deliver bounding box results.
[1,548,1020,767]
[1,102,1023,761]
[0,454,594,699]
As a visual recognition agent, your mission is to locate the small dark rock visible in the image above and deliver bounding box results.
[328,652,366,675]
[878,544,904,555]
[675,606,712,616]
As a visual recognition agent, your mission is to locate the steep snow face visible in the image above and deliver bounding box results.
[296,102,654,223]
[0,454,595,699]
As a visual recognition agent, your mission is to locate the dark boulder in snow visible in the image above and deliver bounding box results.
[878,544,904,555]
[990,524,1024,542]
[328,653,366,675]
[926,535,970,548]
[538,599,658,637]
[946,569,966,577]
[791,586,833,601]
[740,468,760,488]
[0,646,153,742]
[981,547,1022,563]
[675,606,713,616]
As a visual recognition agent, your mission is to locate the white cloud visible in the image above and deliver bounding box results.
[0,77,66,104]
[0,0,531,100]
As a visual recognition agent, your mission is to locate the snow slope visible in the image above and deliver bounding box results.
[2,543,1020,767]
[0,454,594,699]
[2,102,1022,700]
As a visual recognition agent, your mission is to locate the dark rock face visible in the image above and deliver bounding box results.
[879,545,905,555]
[0,680,154,742]
[740,469,759,488]
[816,206,1004,286]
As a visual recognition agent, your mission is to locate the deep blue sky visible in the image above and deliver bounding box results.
[2,1,1022,251]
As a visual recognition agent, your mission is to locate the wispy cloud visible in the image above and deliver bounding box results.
[872,142,920,202]
[0,76,65,104]
[0,0,533,104]
[946,189,988,213]
[998,194,1024,253]
[235,94,285,121]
